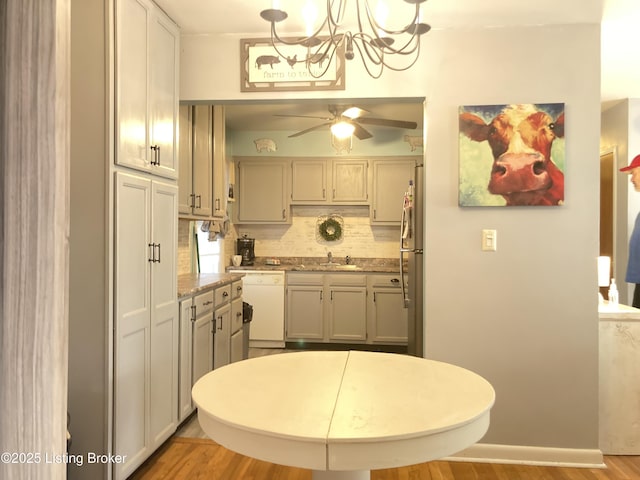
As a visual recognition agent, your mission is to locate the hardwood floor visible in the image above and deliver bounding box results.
[130,436,640,480]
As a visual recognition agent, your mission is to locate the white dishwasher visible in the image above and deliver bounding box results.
[231,270,285,348]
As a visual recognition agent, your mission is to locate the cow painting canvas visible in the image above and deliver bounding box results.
[459,103,565,207]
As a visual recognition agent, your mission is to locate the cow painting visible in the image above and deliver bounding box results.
[459,103,565,206]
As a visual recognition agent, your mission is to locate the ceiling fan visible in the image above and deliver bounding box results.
[276,105,418,140]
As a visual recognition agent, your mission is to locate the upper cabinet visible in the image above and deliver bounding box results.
[212,105,227,218]
[116,0,179,179]
[178,105,227,219]
[234,158,290,224]
[370,158,417,225]
[291,158,368,205]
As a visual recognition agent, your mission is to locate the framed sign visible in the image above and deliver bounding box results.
[240,38,346,92]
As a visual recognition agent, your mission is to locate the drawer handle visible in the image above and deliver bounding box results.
[203,300,213,306]
[390,278,400,284]
[222,291,229,297]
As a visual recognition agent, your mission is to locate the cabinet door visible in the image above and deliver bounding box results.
[291,159,327,203]
[369,289,408,343]
[149,180,178,446]
[212,105,227,218]
[286,286,325,340]
[236,159,289,223]
[231,297,243,335]
[327,287,367,342]
[114,172,151,477]
[371,159,415,224]
[148,11,179,179]
[332,159,368,203]
[116,0,150,172]
[191,105,213,216]
[178,105,193,215]
[230,329,243,364]
[178,299,194,422]
[192,313,212,385]
[213,303,231,369]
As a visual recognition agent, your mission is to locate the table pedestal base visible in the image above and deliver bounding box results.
[312,470,370,480]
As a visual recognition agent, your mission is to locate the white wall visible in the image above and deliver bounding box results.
[180,23,601,455]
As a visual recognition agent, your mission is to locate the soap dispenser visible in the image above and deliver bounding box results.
[608,278,619,306]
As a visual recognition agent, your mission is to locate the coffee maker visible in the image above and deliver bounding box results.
[236,235,255,266]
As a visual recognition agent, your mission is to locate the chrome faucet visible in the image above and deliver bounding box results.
[345,255,351,265]
[327,251,333,263]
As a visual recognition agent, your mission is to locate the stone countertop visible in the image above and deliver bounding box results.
[599,301,640,321]
[178,272,245,299]
[226,257,403,274]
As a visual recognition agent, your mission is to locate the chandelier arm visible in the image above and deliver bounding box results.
[377,34,421,56]
[327,0,347,29]
[349,39,384,79]
[307,50,337,78]
[269,18,328,48]
[377,41,423,72]
[365,2,421,36]
[350,33,384,65]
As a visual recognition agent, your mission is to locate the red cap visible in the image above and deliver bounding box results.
[620,154,640,172]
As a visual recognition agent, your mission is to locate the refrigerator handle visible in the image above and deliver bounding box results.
[400,201,409,308]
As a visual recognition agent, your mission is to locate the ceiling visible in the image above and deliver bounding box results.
[155,0,640,130]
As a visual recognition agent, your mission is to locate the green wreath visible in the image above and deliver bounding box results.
[319,217,342,241]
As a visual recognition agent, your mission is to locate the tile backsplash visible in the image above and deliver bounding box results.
[180,206,400,274]
[233,206,398,260]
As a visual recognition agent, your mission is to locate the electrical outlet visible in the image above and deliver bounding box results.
[482,229,497,251]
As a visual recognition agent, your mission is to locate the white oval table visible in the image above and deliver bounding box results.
[192,351,495,480]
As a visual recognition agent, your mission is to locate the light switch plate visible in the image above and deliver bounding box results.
[482,229,497,251]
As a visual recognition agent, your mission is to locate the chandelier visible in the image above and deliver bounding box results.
[260,0,431,79]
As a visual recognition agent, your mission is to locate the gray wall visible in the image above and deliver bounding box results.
[68,0,109,478]
[180,22,601,452]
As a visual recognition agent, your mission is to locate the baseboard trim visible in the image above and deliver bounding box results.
[445,443,605,468]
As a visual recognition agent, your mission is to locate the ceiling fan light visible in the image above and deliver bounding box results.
[331,121,355,139]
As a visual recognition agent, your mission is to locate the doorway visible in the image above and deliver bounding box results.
[600,149,615,298]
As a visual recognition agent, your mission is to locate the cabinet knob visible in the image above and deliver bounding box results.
[223,291,229,298]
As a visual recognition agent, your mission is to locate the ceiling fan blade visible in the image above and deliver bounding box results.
[338,106,370,119]
[352,122,373,140]
[275,114,333,121]
[356,117,418,129]
[288,122,332,138]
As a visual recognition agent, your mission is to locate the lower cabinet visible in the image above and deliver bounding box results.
[213,302,231,369]
[326,275,367,342]
[367,274,408,344]
[287,274,325,340]
[178,279,244,421]
[286,272,407,345]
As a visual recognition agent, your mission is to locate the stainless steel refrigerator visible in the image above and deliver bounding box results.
[400,161,424,357]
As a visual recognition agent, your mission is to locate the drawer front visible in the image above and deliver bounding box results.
[326,274,367,286]
[287,273,324,286]
[194,290,214,316]
[368,274,404,289]
[231,297,243,333]
[232,280,243,300]
[214,284,232,307]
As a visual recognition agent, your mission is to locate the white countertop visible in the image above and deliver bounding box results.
[192,351,495,476]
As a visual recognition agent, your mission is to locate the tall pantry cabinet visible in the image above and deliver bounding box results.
[113,0,180,478]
